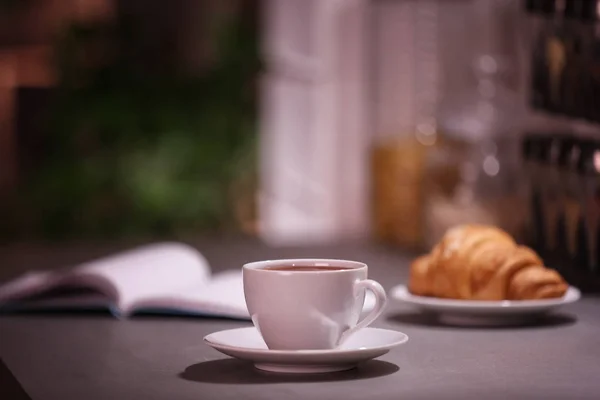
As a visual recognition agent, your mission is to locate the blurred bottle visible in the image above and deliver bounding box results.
[583,0,600,123]
[560,0,600,121]
[577,139,600,273]
[525,0,600,123]
[555,135,581,263]
[525,0,559,113]
[538,134,569,258]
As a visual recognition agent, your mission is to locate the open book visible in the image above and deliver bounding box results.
[0,242,375,319]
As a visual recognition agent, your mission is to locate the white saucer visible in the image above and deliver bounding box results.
[390,284,581,324]
[203,327,408,374]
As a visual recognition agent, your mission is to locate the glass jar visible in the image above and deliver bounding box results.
[423,52,527,249]
[422,0,528,248]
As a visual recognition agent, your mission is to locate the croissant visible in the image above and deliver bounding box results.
[408,224,569,300]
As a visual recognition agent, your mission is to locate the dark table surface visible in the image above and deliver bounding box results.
[1,237,599,400]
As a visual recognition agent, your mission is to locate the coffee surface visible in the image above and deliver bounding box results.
[262,265,353,272]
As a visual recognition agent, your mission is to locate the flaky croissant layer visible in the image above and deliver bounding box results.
[408,224,568,301]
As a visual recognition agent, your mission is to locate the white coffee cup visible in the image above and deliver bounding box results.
[243,259,387,350]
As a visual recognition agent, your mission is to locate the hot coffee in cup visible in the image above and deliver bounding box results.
[243,259,387,350]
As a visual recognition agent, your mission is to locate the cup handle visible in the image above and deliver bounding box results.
[337,279,387,346]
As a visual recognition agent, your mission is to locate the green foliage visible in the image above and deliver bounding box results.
[15,8,261,239]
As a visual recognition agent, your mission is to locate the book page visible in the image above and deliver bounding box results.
[129,270,377,320]
[0,270,60,303]
[128,269,248,318]
[0,287,115,315]
[0,270,117,313]
[69,242,211,313]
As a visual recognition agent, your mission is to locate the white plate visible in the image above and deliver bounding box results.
[390,285,581,324]
[204,327,408,374]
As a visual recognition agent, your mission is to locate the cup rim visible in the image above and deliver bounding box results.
[243,258,367,273]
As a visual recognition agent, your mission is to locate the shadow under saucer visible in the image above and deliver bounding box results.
[179,359,399,384]
[386,310,577,330]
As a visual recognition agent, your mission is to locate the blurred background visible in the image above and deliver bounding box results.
[1,0,600,280]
